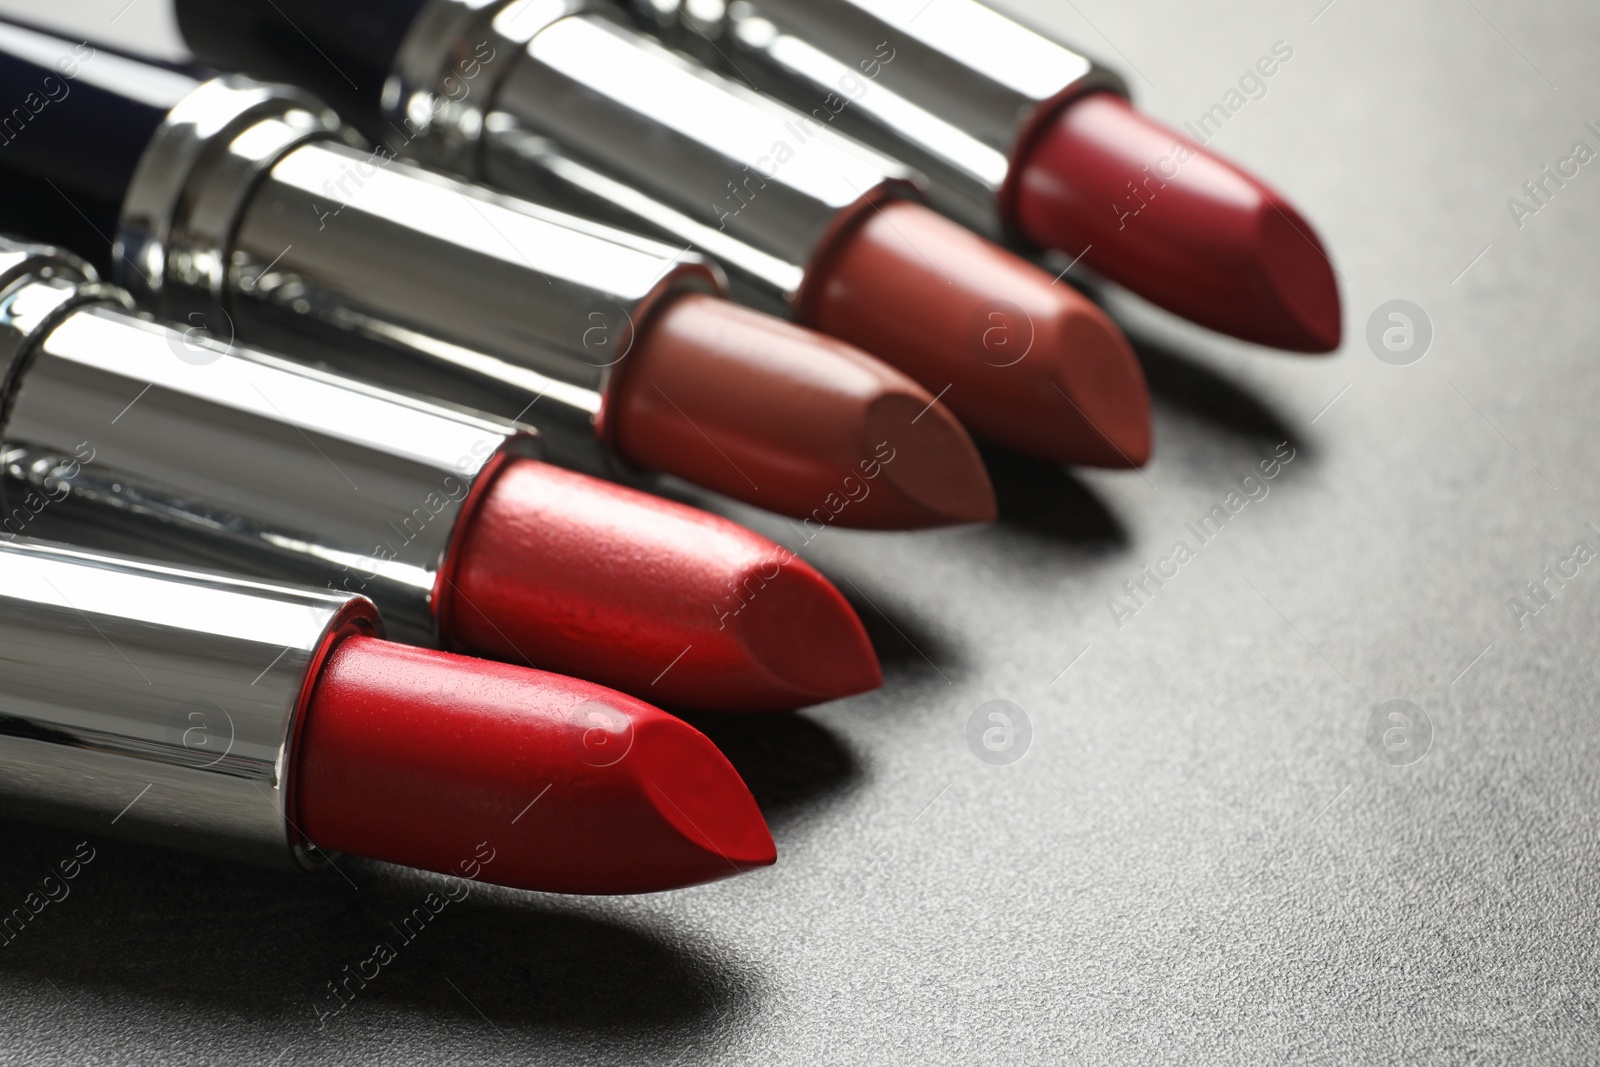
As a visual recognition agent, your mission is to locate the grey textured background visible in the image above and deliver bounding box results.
[1,0,1598,1062]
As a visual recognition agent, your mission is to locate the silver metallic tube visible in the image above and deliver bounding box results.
[116,74,722,476]
[0,238,534,647]
[628,0,1127,245]
[0,537,378,869]
[385,0,920,316]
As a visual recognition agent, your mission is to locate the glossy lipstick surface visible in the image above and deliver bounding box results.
[298,636,776,894]
[1014,93,1342,353]
[805,201,1151,468]
[618,294,998,525]
[447,455,884,710]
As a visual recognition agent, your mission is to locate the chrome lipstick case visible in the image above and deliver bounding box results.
[385,0,918,315]
[0,537,377,868]
[628,0,1126,245]
[0,238,533,646]
[116,73,720,476]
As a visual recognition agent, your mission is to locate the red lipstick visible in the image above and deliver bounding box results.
[172,0,1152,469]
[0,237,880,712]
[620,0,1342,353]
[299,637,776,894]
[1014,93,1342,353]
[446,456,884,710]
[0,539,772,894]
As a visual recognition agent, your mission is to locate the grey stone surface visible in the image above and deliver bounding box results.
[1,0,1598,1062]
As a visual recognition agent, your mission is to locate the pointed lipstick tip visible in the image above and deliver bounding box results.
[1014,92,1344,355]
[807,198,1149,471]
[867,390,998,527]
[447,457,881,712]
[634,714,777,876]
[1256,203,1344,354]
[730,555,884,709]
[296,637,775,895]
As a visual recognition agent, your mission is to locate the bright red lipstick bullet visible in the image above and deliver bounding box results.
[0,539,772,895]
[299,638,776,894]
[446,456,885,711]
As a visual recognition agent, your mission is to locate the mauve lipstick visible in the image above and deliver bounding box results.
[0,538,773,893]
[0,19,992,528]
[0,237,880,711]
[174,0,1153,469]
[629,0,1342,353]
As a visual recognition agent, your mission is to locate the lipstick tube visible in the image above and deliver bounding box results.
[0,237,533,647]
[136,74,722,478]
[0,537,377,870]
[380,0,918,316]
[0,536,779,891]
[628,0,1125,246]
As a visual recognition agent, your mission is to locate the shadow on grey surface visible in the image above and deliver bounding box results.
[840,583,964,681]
[1132,333,1310,456]
[978,443,1128,547]
[682,711,859,831]
[0,818,753,1043]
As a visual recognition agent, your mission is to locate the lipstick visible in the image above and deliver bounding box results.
[174,0,1152,468]
[626,0,1343,353]
[0,236,880,711]
[0,537,774,892]
[0,19,992,528]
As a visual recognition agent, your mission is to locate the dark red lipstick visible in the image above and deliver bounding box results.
[1014,92,1341,353]
[623,0,1342,353]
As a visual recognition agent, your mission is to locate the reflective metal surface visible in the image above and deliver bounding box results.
[391,0,918,313]
[629,0,1126,242]
[0,538,378,869]
[0,237,533,646]
[120,74,719,477]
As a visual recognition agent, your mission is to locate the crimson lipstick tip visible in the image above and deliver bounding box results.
[729,553,884,708]
[444,458,882,712]
[1014,92,1343,355]
[614,293,996,530]
[807,199,1152,468]
[297,637,775,895]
